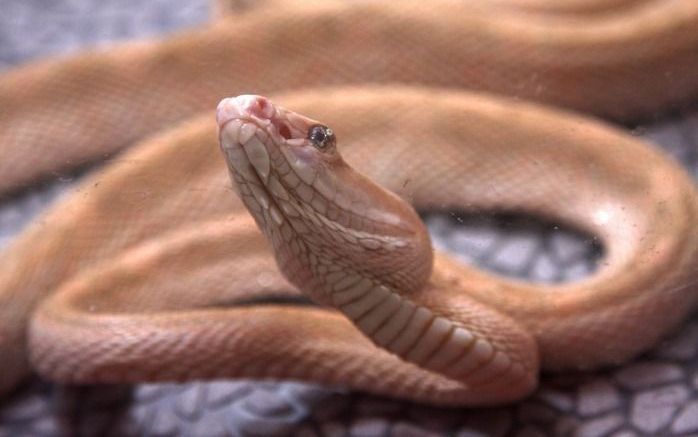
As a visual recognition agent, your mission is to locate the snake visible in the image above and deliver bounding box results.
[0,0,697,406]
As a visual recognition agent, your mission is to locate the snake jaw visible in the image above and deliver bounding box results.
[217,95,320,240]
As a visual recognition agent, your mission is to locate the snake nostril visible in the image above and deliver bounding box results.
[279,124,291,139]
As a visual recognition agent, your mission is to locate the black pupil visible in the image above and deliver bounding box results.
[312,128,325,142]
[309,125,330,147]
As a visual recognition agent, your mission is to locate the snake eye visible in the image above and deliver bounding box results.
[308,125,335,150]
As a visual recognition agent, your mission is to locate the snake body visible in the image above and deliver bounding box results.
[2,0,698,192]
[0,0,697,405]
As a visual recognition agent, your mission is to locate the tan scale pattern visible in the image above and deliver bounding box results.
[0,0,696,408]
[1,87,690,406]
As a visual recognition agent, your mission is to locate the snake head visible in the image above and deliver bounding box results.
[217,94,347,231]
[217,95,432,302]
[217,94,342,178]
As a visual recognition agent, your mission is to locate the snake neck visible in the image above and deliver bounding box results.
[272,162,434,305]
[217,94,433,305]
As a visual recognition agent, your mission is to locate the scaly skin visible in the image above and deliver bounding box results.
[0,0,697,403]
[217,94,539,404]
[0,0,698,192]
[21,88,698,406]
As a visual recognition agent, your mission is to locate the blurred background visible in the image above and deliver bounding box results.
[0,1,697,436]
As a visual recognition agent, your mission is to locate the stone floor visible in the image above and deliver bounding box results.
[0,1,697,436]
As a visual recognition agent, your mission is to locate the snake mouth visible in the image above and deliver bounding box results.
[218,96,283,187]
[217,95,320,234]
[217,101,279,227]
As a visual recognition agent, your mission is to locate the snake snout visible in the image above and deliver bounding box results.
[216,94,274,128]
[217,94,298,144]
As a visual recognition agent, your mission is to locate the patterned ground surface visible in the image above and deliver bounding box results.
[0,1,697,436]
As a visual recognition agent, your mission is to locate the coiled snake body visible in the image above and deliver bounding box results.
[0,0,697,406]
